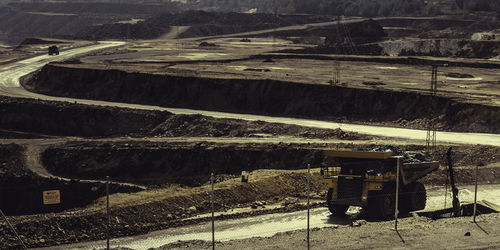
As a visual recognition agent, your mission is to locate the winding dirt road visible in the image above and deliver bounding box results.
[0,42,499,146]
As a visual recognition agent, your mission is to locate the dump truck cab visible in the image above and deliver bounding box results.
[48,45,59,55]
[321,150,439,218]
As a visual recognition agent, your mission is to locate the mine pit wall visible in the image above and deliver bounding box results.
[0,96,171,137]
[41,143,500,187]
[1,176,140,216]
[42,145,320,186]
[25,64,499,133]
[0,144,140,216]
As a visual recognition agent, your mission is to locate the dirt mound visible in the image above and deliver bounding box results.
[41,141,499,187]
[0,143,141,216]
[25,64,500,133]
[0,143,28,181]
[42,142,321,186]
[2,141,497,248]
[17,38,63,46]
[75,10,332,40]
[0,169,324,249]
[8,2,180,15]
[75,21,172,40]
[0,96,171,137]
[384,39,500,58]
[0,2,180,45]
[150,114,365,140]
[324,19,387,47]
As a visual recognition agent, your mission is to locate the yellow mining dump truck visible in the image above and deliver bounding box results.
[321,150,439,218]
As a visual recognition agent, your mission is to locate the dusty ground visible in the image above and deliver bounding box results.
[0,38,94,65]
[157,213,500,250]
[0,12,499,250]
[74,37,500,107]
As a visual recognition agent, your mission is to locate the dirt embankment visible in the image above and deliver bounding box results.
[0,2,180,45]
[0,96,361,139]
[41,141,500,187]
[0,143,141,216]
[0,169,324,249]
[74,10,331,40]
[0,96,171,137]
[2,141,498,248]
[42,142,322,186]
[25,64,500,133]
[150,114,365,139]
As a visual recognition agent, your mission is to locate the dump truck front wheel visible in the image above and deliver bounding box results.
[368,184,395,219]
[327,188,349,216]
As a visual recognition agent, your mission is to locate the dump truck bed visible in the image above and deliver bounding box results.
[322,150,439,185]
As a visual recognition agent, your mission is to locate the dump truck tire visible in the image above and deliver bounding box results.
[399,185,412,214]
[327,188,349,216]
[368,184,395,219]
[398,182,427,213]
[408,182,426,211]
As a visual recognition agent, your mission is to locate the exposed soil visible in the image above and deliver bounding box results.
[41,141,500,187]
[1,10,499,250]
[0,2,180,45]
[24,64,500,133]
[0,143,141,216]
[1,140,498,249]
[0,96,363,140]
[158,213,500,250]
[149,114,365,140]
[0,96,171,137]
[74,10,332,40]
[272,15,500,58]
[0,168,325,249]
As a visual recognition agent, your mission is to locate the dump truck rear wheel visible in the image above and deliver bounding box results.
[408,182,426,211]
[327,188,349,216]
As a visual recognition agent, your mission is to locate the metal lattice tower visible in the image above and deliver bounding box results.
[336,16,357,55]
[332,60,340,86]
[426,65,438,151]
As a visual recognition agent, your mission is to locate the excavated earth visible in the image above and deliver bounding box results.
[1,139,499,249]
[24,64,500,133]
[0,143,141,217]
[0,97,497,249]
[1,11,499,250]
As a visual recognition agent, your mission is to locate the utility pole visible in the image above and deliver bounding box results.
[332,60,340,86]
[426,65,438,151]
[211,172,215,250]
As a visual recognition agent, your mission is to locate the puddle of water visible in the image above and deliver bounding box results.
[121,208,338,249]
[445,77,483,81]
[180,53,228,60]
[43,185,500,250]
[426,184,500,210]
[376,66,399,70]
[227,66,248,70]
[57,207,356,250]
[266,66,291,70]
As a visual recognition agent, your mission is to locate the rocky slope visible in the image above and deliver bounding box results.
[24,64,500,133]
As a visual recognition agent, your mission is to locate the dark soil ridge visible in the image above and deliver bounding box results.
[0,143,142,216]
[149,114,365,140]
[0,95,171,137]
[24,64,500,133]
[41,141,500,187]
[0,170,324,249]
[2,140,498,249]
[0,96,361,140]
[257,53,500,69]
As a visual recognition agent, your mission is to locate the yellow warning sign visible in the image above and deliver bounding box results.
[42,190,61,205]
